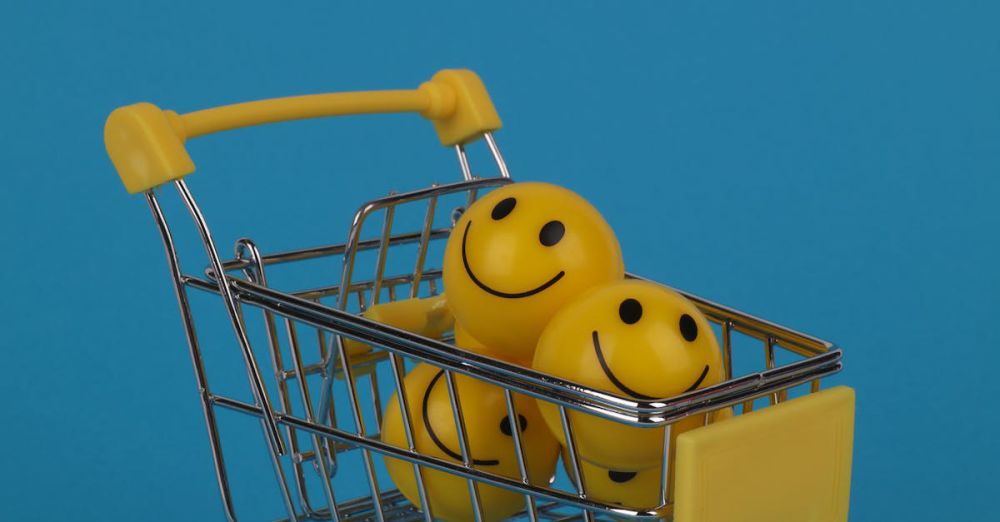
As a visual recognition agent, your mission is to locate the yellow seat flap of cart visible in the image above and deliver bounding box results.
[674,386,855,522]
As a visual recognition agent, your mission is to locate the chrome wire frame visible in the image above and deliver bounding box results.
[142,131,843,521]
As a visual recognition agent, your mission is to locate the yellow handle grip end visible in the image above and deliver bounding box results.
[422,69,502,146]
[105,102,195,194]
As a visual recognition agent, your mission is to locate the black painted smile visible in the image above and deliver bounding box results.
[422,370,500,466]
[461,221,565,299]
[592,331,710,401]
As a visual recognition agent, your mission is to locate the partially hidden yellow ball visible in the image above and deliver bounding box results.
[443,182,624,361]
[562,448,665,511]
[532,280,726,470]
[382,363,560,522]
[560,408,733,512]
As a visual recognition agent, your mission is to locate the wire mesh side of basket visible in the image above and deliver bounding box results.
[143,142,842,522]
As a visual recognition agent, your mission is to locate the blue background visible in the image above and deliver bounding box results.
[2,1,997,520]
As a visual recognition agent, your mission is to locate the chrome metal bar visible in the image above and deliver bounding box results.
[276,489,421,522]
[455,144,473,181]
[356,289,367,313]
[483,132,511,179]
[368,371,384,429]
[291,269,442,301]
[504,390,539,522]
[315,328,339,473]
[410,193,438,298]
[234,239,299,522]
[186,273,844,424]
[281,350,390,381]
[387,354,435,522]
[287,321,341,520]
[217,391,673,518]
[721,321,733,381]
[315,192,371,469]
[258,419,299,522]
[558,406,595,522]
[212,176,512,276]
[765,337,779,406]
[174,179,285,455]
[271,489,420,522]
[628,273,833,357]
[658,423,673,506]
[443,370,486,522]
[369,204,395,308]
[333,333,387,521]
[146,192,238,522]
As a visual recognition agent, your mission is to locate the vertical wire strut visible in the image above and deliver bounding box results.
[146,191,238,522]
[174,179,286,456]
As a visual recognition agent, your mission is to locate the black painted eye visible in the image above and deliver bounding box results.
[679,314,698,342]
[608,470,637,483]
[500,414,528,436]
[492,197,516,220]
[539,220,565,246]
[619,298,642,324]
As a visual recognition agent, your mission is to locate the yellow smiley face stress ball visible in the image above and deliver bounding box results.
[382,363,560,522]
[442,182,625,362]
[560,408,734,511]
[561,447,666,509]
[532,280,726,471]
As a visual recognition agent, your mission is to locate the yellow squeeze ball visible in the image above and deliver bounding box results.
[562,408,733,511]
[443,182,624,361]
[454,321,532,366]
[532,280,725,471]
[382,363,560,522]
[563,448,666,510]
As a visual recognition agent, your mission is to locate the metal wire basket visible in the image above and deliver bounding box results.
[106,70,845,522]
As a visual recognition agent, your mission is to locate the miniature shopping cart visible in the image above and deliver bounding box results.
[104,70,855,522]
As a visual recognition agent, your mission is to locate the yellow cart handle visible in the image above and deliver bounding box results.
[104,69,502,194]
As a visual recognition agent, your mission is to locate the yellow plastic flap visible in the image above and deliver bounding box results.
[674,386,854,522]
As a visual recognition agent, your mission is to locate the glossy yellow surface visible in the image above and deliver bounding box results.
[382,363,560,522]
[565,449,665,509]
[422,69,502,146]
[105,69,500,193]
[453,320,487,353]
[674,387,855,522]
[342,295,453,356]
[104,102,194,194]
[443,182,624,361]
[563,409,733,513]
[532,280,724,470]
[454,321,532,366]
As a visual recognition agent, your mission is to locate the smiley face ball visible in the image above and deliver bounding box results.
[443,182,624,361]
[382,363,560,522]
[562,448,666,511]
[532,280,726,470]
[561,408,733,511]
